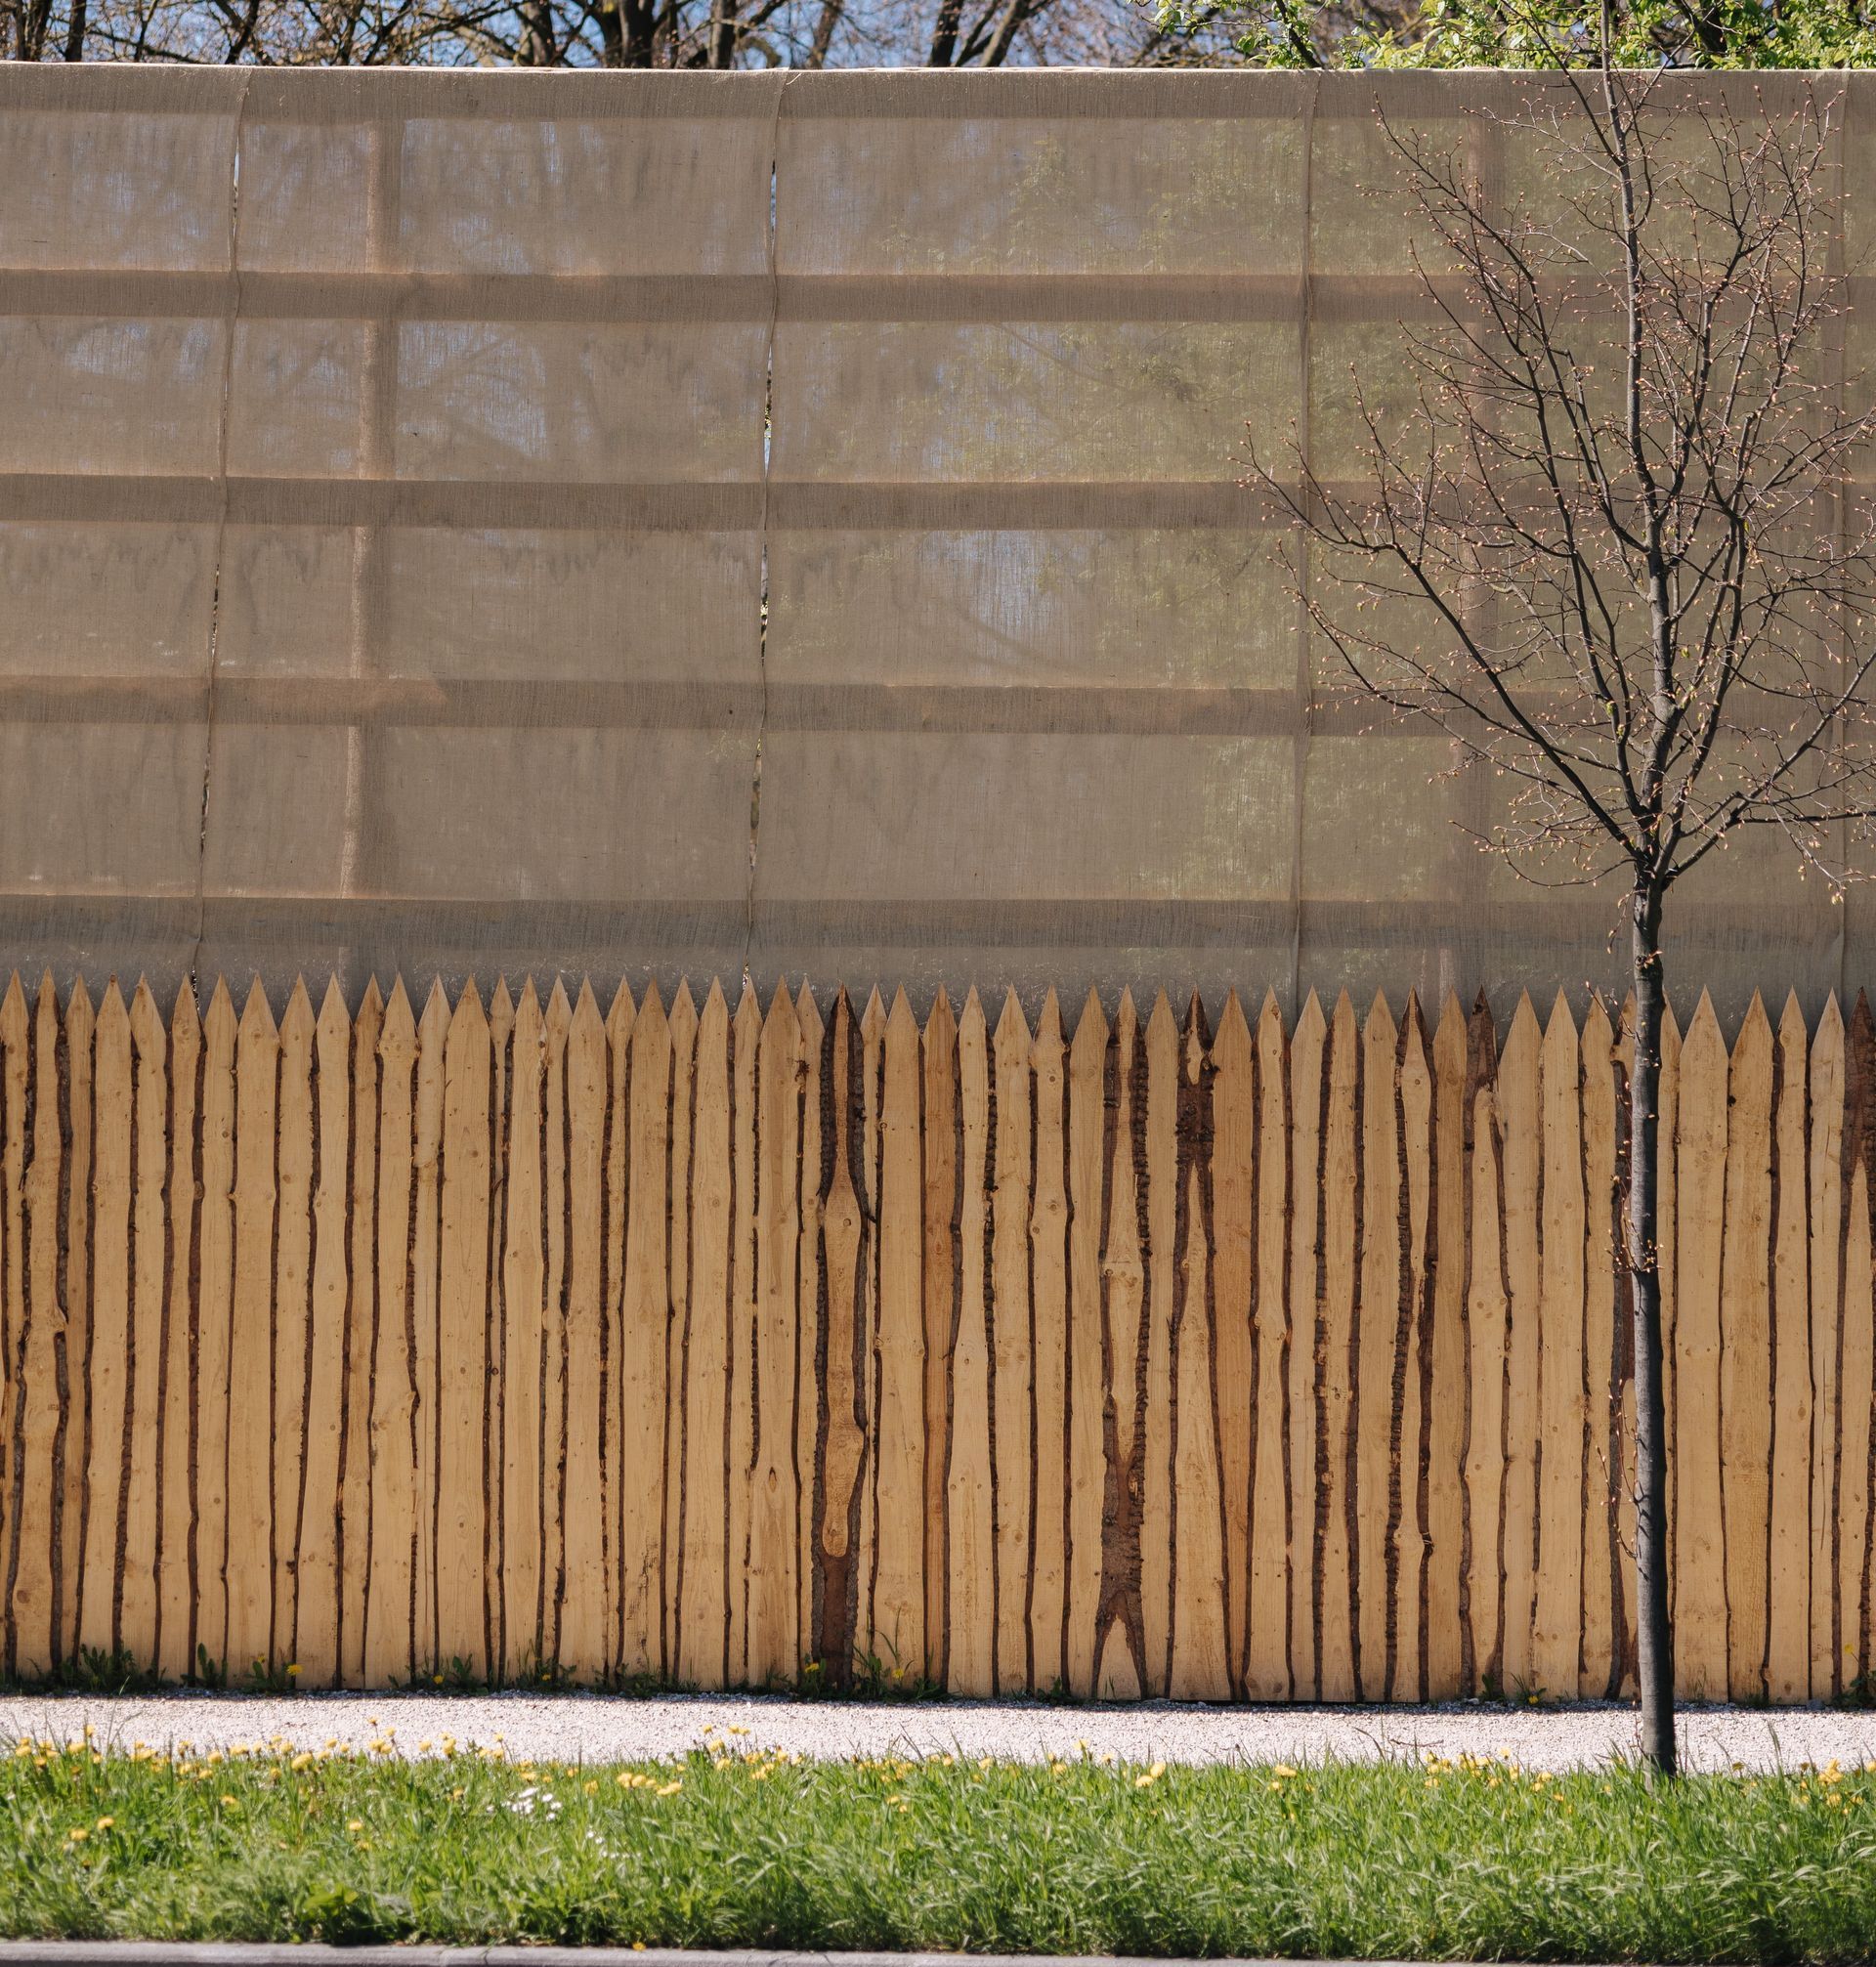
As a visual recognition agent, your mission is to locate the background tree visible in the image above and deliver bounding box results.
[1153,0,1876,67]
[1256,22,1876,1771]
[1,0,1257,67]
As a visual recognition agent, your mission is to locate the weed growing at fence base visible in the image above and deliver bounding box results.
[2,1650,943,1702]
[3,1732,1876,1960]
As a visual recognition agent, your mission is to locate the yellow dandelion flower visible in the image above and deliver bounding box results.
[67,1828,88,1844]
[657,1780,682,1797]
[347,1819,364,1833]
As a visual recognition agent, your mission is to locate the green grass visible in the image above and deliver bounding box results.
[4,1730,1876,1960]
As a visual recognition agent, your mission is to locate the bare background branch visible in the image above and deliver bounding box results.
[0,0,1283,68]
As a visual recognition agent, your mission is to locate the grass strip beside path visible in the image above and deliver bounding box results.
[3,1729,1875,1962]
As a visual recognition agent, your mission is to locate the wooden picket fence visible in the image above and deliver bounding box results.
[0,969,1868,1703]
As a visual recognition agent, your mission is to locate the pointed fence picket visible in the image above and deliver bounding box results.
[0,969,1863,1701]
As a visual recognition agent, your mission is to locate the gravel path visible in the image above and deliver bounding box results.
[1,1691,1871,1772]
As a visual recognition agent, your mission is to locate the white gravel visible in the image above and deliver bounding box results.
[2,1691,1873,1773]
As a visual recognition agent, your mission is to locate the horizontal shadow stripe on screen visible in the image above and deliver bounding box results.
[21,271,1876,325]
[0,899,1842,964]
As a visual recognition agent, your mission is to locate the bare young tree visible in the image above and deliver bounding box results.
[1261,22,1876,1774]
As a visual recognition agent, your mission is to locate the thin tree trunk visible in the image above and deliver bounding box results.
[926,0,963,64]
[619,0,656,63]
[1628,877,1677,1775]
[804,0,842,65]
[518,0,554,64]
[979,0,1034,65]
[20,0,54,57]
[706,0,739,65]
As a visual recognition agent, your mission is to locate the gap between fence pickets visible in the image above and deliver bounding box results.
[0,970,1867,1707]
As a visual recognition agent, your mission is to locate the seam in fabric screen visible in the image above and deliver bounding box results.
[192,73,252,998]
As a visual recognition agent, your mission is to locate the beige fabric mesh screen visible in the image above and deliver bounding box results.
[1,64,1869,1019]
